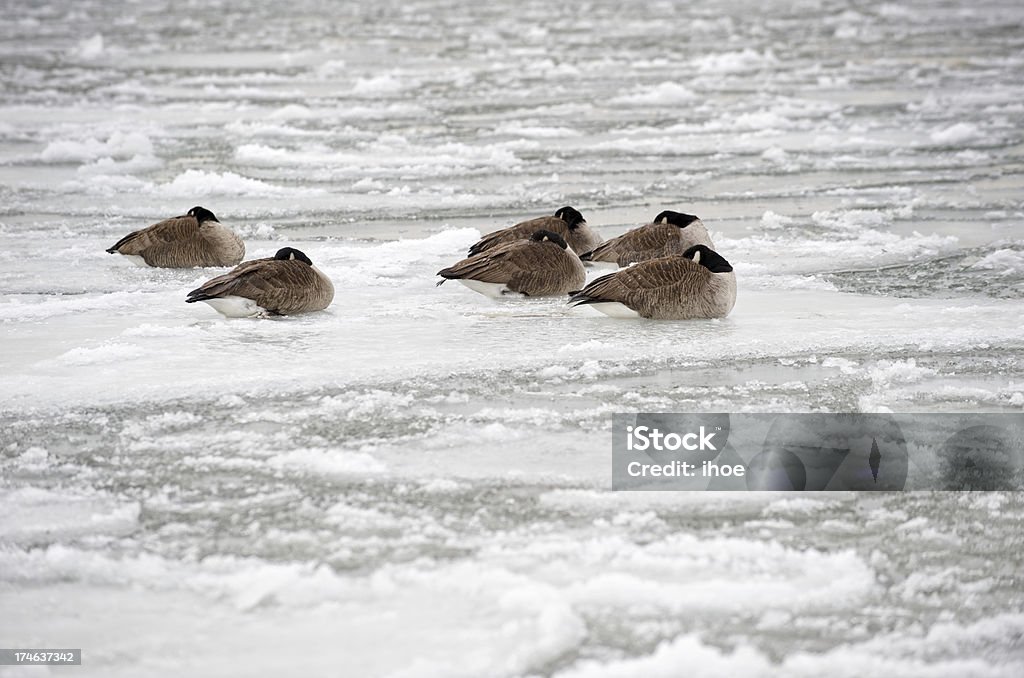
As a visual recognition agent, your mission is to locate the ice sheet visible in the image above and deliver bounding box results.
[1,1,1023,676]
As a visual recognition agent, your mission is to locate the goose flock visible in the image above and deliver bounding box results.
[106,205,736,320]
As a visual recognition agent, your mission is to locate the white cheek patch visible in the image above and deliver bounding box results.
[692,250,702,264]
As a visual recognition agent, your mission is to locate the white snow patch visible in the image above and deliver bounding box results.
[821,357,860,374]
[717,229,957,273]
[267,448,387,475]
[811,208,895,231]
[315,59,347,79]
[41,131,154,163]
[971,249,1024,276]
[70,33,104,60]
[538,365,571,380]
[692,48,778,73]
[52,343,149,366]
[733,109,790,131]
[760,210,795,230]
[611,81,697,105]
[868,358,937,386]
[319,228,480,283]
[77,153,163,175]
[155,169,323,197]
[494,122,582,138]
[557,340,615,355]
[351,74,410,94]
[761,146,790,164]
[235,138,520,176]
[0,488,140,543]
[930,122,983,145]
[232,221,279,239]
[267,104,317,120]
[556,634,771,678]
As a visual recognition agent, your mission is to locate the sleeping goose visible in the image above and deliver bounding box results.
[106,206,245,268]
[438,230,586,298]
[579,210,713,268]
[467,206,603,257]
[186,247,334,317]
[568,244,735,319]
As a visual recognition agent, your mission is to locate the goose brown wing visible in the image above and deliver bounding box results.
[570,256,700,312]
[440,241,530,284]
[186,259,318,311]
[580,223,676,265]
[468,215,565,255]
[441,239,576,289]
[504,241,584,294]
[107,215,199,254]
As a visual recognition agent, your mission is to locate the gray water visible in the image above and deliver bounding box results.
[1,1,1023,676]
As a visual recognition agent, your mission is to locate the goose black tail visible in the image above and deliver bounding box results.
[106,230,141,254]
[185,289,212,304]
[567,290,604,307]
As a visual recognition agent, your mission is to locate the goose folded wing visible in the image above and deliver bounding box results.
[581,223,671,263]
[468,216,561,255]
[572,256,691,304]
[439,246,525,283]
[108,215,197,254]
[502,245,578,293]
[186,259,313,303]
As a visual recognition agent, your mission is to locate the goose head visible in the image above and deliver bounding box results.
[655,211,701,228]
[187,206,219,223]
[531,230,569,249]
[554,206,586,230]
[274,247,313,265]
[683,245,733,273]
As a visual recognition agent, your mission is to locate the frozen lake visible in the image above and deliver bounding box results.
[2,0,1023,675]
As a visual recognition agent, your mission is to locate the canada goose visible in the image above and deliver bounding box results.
[106,206,245,268]
[578,210,713,268]
[438,230,586,298]
[467,206,603,257]
[185,247,334,317]
[568,244,735,319]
